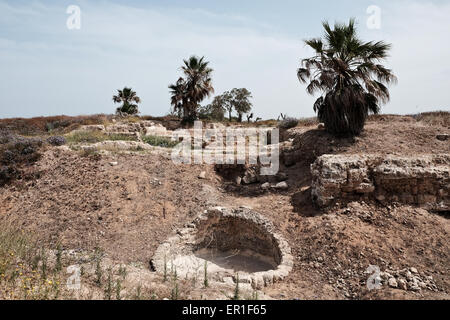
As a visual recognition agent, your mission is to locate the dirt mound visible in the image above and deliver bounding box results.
[283,115,450,167]
[0,148,222,263]
[0,114,112,136]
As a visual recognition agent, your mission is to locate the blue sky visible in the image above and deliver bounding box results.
[0,0,449,119]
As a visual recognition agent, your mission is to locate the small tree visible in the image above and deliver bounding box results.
[219,91,233,121]
[113,87,141,116]
[211,88,253,122]
[231,88,253,122]
[199,96,226,121]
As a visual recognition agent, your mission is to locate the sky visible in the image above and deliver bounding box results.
[0,0,449,119]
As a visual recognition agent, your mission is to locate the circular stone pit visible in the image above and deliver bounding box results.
[152,207,293,289]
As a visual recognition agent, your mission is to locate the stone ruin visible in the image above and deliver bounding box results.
[152,207,293,289]
[78,120,172,139]
[311,154,449,211]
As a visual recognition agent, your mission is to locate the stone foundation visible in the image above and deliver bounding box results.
[152,207,293,289]
[311,154,449,211]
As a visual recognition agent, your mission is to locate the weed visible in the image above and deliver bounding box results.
[142,135,179,148]
[278,117,299,129]
[115,279,122,300]
[118,265,127,281]
[66,131,137,144]
[171,281,179,300]
[163,255,168,282]
[232,274,240,300]
[47,136,66,146]
[134,285,142,300]
[80,148,101,160]
[203,261,209,288]
[40,249,48,281]
[55,245,63,273]
[94,248,103,286]
[104,268,113,300]
[173,266,178,281]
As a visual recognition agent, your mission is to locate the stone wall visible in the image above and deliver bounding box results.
[311,154,449,211]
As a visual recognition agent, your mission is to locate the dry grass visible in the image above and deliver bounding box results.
[414,111,450,127]
[0,221,73,300]
[65,131,138,144]
[0,114,112,136]
[0,133,44,186]
[0,221,186,300]
[296,117,319,127]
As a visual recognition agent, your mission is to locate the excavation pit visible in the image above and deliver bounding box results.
[152,207,293,289]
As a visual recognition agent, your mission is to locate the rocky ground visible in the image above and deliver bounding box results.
[0,114,448,300]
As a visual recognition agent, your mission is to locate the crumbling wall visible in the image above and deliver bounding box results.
[311,154,449,211]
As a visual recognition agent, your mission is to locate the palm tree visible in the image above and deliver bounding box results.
[169,56,214,123]
[298,19,397,136]
[113,87,141,116]
[169,77,186,118]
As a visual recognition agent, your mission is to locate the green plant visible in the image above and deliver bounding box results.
[298,19,397,136]
[163,255,168,282]
[198,98,226,121]
[231,88,253,122]
[134,285,142,300]
[171,281,179,300]
[233,274,240,300]
[118,265,127,281]
[104,268,113,300]
[250,289,259,300]
[115,279,122,300]
[55,245,63,273]
[278,117,299,129]
[66,131,137,144]
[209,88,253,122]
[66,131,105,144]
[142,135,179,148]
[203,261,208,288]
[0,134,43,186]
[172,266,178,281]
[40,249,48,280]
[0,222,78,300]
[80,148,101,159]
[94,248,103,286]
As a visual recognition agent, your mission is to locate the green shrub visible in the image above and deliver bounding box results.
[142,135,179,148]
[0,133,43,186]
[278,117,299,129]
[66,131,137,144]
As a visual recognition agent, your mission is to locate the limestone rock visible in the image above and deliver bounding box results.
[311,154,450,211]
[274,182,288,190]
[388,278,398,288]
[398,278,408,290]
[261,182,270,190]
